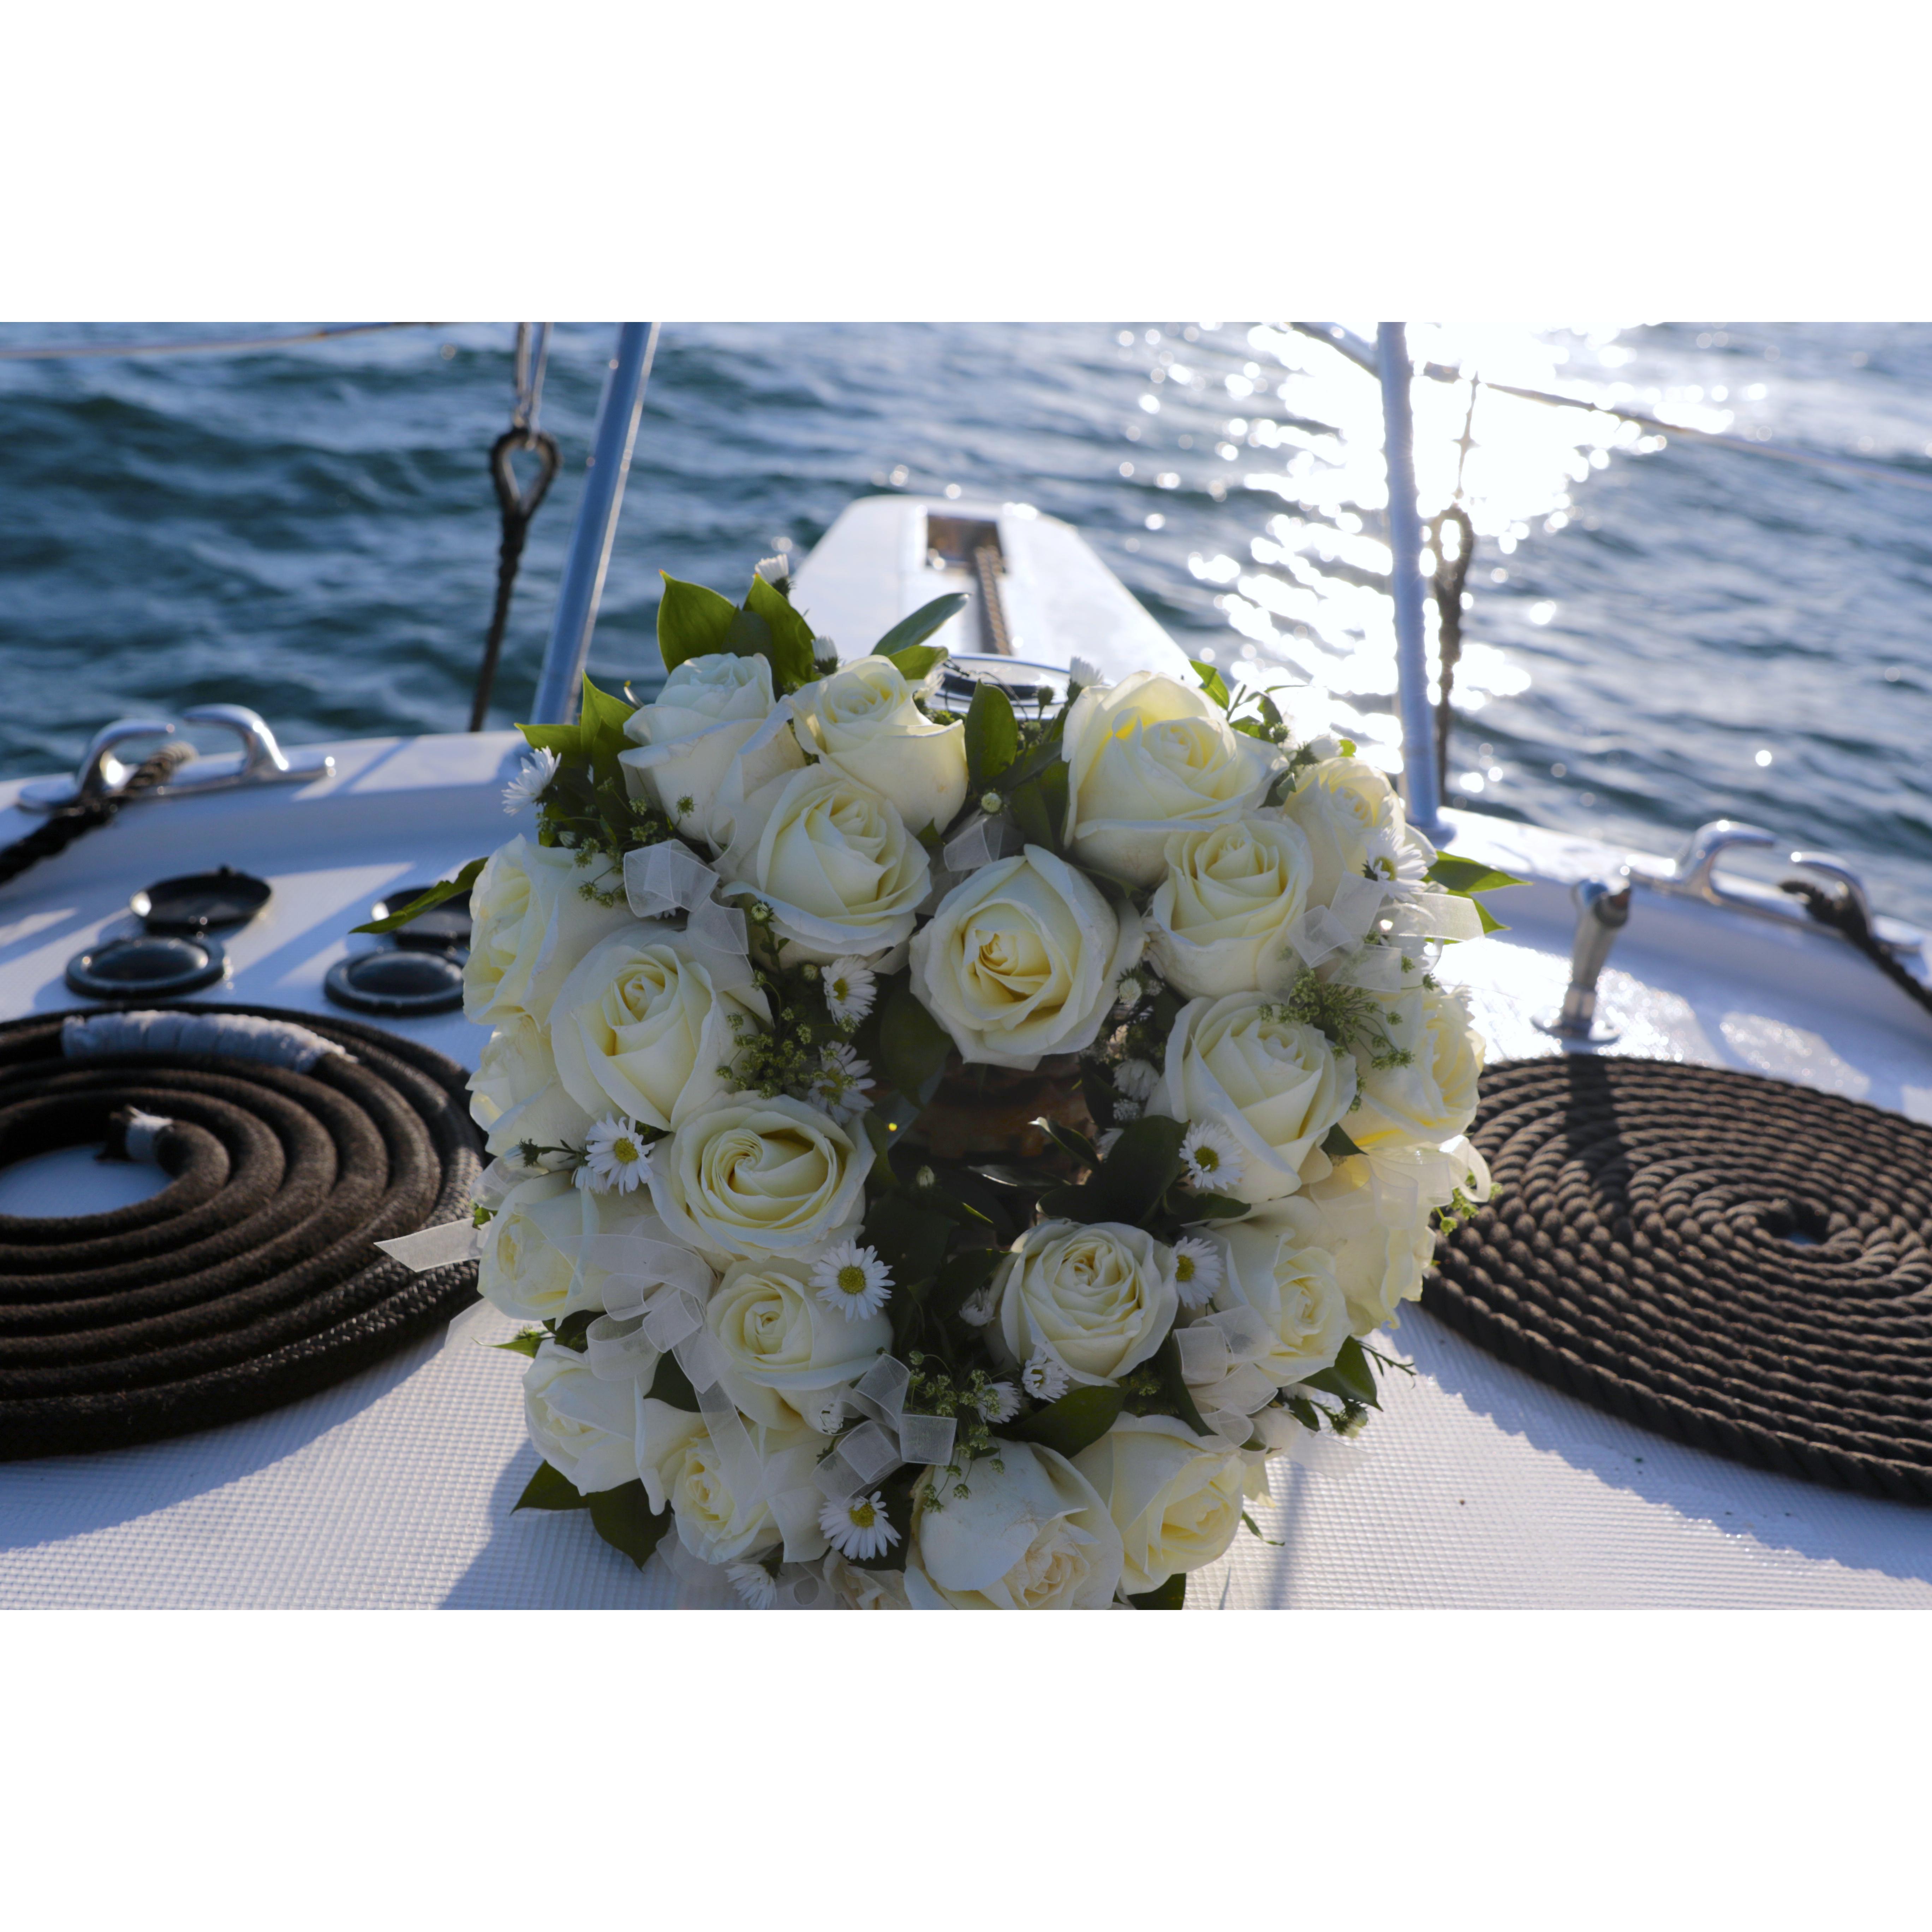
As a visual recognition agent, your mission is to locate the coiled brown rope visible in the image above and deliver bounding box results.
[0,1006,483,1460]
[1423,1056,1932,1503]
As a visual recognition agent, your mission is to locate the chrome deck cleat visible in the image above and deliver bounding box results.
[18,704,333,812]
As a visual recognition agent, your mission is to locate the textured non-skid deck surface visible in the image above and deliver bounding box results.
[3,1296,1928,1609]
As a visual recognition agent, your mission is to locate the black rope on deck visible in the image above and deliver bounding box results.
[1423,1056,1932,1503]
[1781,876,1932,1022]
[0,1006,483,1460]
[0,741,193,893]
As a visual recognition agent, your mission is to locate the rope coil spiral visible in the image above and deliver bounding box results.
[0,1006,483,1461]
[1423,1056,1932,1503]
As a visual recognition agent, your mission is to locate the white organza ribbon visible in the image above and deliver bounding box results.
[940,812,1021,876]
[376,1219,487,1270]
[621,840,755,991]
[1382,890,1484,946]
[1326,944,1407,992]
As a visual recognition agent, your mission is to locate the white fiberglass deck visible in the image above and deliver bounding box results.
[0,734,1928,1608]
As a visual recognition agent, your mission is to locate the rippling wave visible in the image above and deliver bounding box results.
[1,319,1927,926]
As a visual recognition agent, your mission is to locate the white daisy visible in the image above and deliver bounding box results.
[809,1241,893,1320]
[976,1380,1020,1423]
[819,1491,900,1562]
[727,1561,778,1609]
[1170,1236,1223,1310]
[1180,1119,1244,1193]
[1021,1349,1072,1403]
[821,957,877,1029]
[501,746,560,814]
[958,1284,998,1328]
[806,1043,873,1126]
[1114,1057,1159,1103]
[1068,655,1101,688]
[581,1116,651,1193]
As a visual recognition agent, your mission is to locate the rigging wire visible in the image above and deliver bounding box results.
[0,322,434,361]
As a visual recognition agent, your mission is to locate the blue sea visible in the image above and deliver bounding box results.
[3,319,1929,927]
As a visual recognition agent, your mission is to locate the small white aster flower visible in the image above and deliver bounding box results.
[1170,1236,1223,1310]
[810,1240,893,1320]
[976,1380,1020,1424]
[501,746,560,813]
[958,1284,998,1328]
[806,1042,873,1126]
[819,1491,900,1562]
[1114,975,1146,1011]
[1068,655,1101,688]
[1021,1349,1072,1403]
[1115,1057,1159,1103]
[821,957,877,1029]
[727,1561,778,1609]
[1111,1098,1142,1125]
[581,1116,651,1194]
[1181,1119,1244,1193]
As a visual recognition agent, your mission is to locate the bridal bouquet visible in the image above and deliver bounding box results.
[440,557,1507,1609]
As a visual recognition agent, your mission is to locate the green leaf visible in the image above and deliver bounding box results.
[1004,775,1052,851]
[877,981,954,1105]
[1472,898,1508,936]
[1188,659,1232,710]
[352,858,486,935]
[518,720,581,758]
[1302,1338,1380,1409]
[657,573,740,672]
[579,675,636,757]
[745,570,818,692]
[587,1480,674,1569]
[723,606,774,666]
[1322,1122,1365,1160]
[1045,1114,1187,1226]
[1128,1573,1187,1610]
[863,1192,954,1289]
[1034,1116,1099,1169]
[964,680,1019,791]
[514,1461,591,1511]
[1287,1395,1322,1432]
[874,591,968,658]
[1425,855,1525,896]
[493,1328,543,1359]
[553,1310,595,1353]
[646,1350,700,1414]
[1153,1332,1217,1438]
[932,1246,1000,1320]
[886,644,949,686]
[1182,1192,1251,1221]
[1034,759,1069,851]
[1008,1383,1122,1459]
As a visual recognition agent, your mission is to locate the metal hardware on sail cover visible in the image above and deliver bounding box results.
[17,705,333,812]
[1536,872,1631,1045]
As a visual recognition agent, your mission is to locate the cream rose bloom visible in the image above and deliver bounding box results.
[909,845,1139,1071]
[1145,813,1315,998]
[1210,1213,1351,1383]
[1270,1158,1437,1335]
[993,1218,1178,1386]
[1151,993,1357,1204]
[905,1441,1124,1609]
[789,654,968,836]
[549,927,768,1132]
[717,762,929,964]
[463,836,633,1031]
[1280,756,1436,905]
[477,1171,598,1324]
[634,1402,821,1566]
[820,1553,910,1610]
[705,1254,892,1430]
[466,1013,595,1161]
[648,1093,873,1264]
[524,1340,642,1495]
[1072,1414,1247,1596]
[1060,671,1280,887]
[618,653,777,846]
[1348,985,1485,1150]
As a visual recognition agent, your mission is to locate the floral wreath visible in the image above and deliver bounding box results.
[395,555,1511,1609]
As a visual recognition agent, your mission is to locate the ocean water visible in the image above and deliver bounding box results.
[2,319,1929,926]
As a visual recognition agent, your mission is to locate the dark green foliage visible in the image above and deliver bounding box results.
[964,680,1019,791]
[874,592,968,659]
[514,1461,591,1511]
[353,857,486,936]
[588,1481,674,1569]
[1007,1384,1123,1458]
[1128,1573,1187,1609]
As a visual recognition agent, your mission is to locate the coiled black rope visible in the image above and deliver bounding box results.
[0,1006,483,1460]
[1423,1056,1932,1503]
[0,740,193,892]
[1781,875,1932,1021]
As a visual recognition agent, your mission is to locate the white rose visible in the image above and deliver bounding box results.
[789,654,968,835]
[1060,670,1279,887]
[463,835,633,1030]
[523,1339,642,1494]
[467,1014,595,1161]
[1268,1159,1436,1334]
[705,1254,892,1430]
[635,1402,819,1566]
[649,1093,874,1265]
[1210,1213,1351,1383]
[1072,1414,1247,1596]
[477,1171,597,1323]
[1280,756,1436,905]
[905,1441,1124,1609]
[909,845,1140,1071]
[549,927,769,1132]
[716,762,930,964]
[1151,993,1358,1204]
[618,653,777,846]
[820,1553,910,1610]
[1348,985,1485,1150]
[1145,814,1315,998]
[993,1218,1179,1386]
